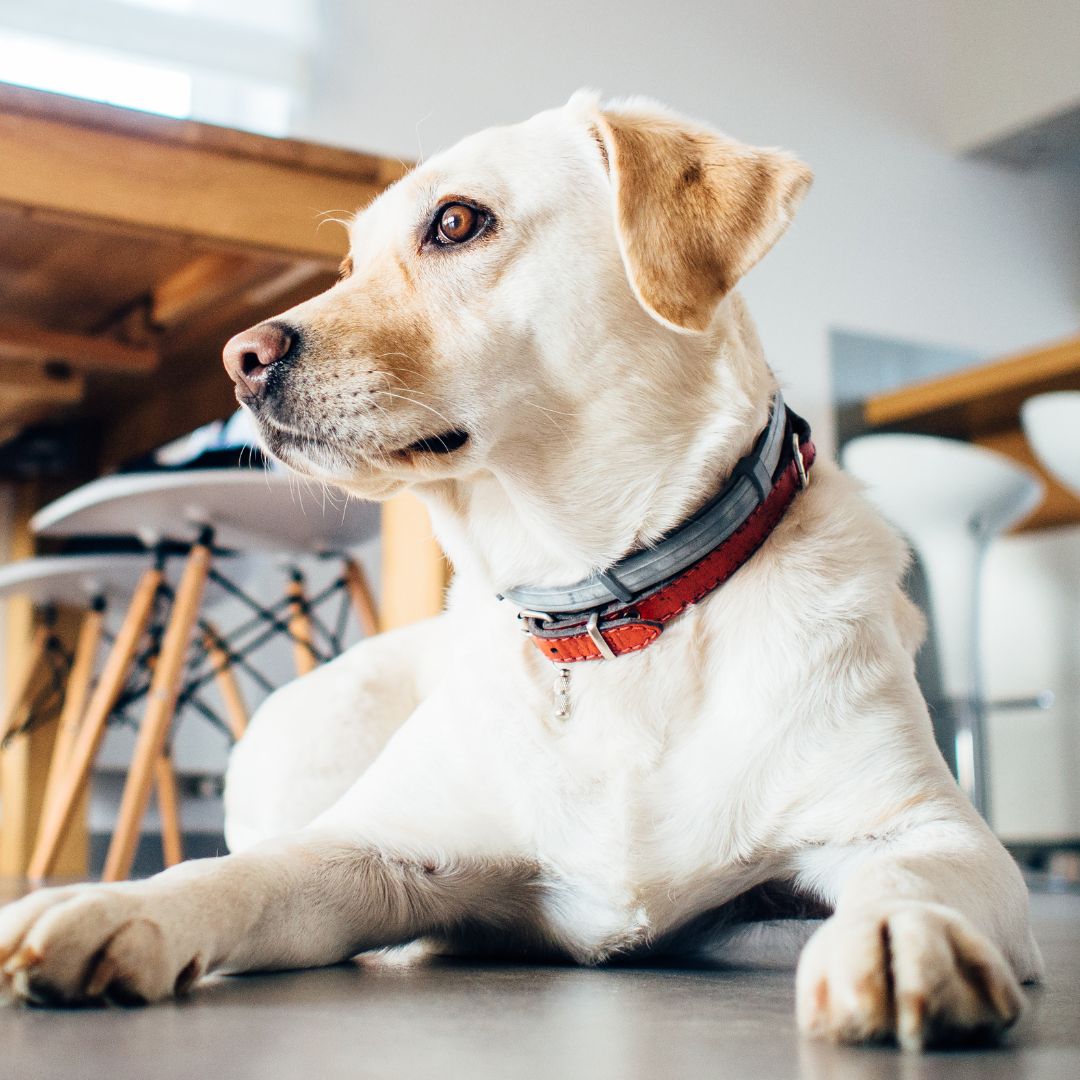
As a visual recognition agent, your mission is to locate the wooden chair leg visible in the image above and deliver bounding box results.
[202,623,248,740]
[285,570,318,676]
[40,604,104,826]
[103,541,211,882]
[154,750,183,868]
[0,622,49,744]
[28,568,163,881]
[342,558,379,638]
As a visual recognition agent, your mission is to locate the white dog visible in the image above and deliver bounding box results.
[0,93,1042,1050]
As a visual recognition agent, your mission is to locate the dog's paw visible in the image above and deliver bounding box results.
[0,885,203,1007]
[796,901,1023,1050]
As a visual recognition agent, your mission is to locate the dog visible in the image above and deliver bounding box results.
[0,92,1042,1049]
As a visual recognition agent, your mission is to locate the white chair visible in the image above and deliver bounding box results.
[842,434,1044,818]
[1021,391,1080,496]
[27,470,382,881]
[0,554,187,875]
[0,554,153,749]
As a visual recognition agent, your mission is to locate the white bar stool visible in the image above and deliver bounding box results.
[1021,392,1080,496]
[842,434,1043,819]
[28,470,381,881]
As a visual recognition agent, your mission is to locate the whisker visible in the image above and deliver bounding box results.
[377,390,459,433]
[414,109,433,165]
[522,399,575,451]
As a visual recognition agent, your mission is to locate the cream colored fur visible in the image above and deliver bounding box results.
[0,93,1041,1051]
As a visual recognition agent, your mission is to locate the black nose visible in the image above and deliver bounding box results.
[222,323,295,401]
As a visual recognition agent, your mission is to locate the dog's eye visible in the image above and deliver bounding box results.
[434,202,487,246]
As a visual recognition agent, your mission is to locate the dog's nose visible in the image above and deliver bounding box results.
[222,323,295,400]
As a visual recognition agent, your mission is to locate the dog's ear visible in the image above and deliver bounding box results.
[589,101,812,333]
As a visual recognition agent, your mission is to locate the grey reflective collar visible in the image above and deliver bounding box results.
[501,392,793,616]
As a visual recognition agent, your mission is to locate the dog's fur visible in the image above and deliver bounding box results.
[0,93,1042,1050]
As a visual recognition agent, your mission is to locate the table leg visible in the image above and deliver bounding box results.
[379,492,449,631]
[28,567,163,880]
[103,541,211,882]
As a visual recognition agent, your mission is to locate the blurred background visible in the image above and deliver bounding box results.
[0,1,1077,882]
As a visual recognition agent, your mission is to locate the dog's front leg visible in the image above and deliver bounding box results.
[0,831,540,1006]
[793,813,1043,1050]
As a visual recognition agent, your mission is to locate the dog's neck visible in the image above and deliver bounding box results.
[415,294,779,599]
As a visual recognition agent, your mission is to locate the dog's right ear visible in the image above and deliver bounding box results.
[576,95,812,334]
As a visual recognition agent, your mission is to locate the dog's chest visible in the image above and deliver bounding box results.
[516,658,773,955]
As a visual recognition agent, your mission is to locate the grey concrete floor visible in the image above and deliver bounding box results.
[0,886,1077,1080]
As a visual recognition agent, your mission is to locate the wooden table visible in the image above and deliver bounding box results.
[0,82,407,460]
[864,334,1080,530]
[0,87,447,877]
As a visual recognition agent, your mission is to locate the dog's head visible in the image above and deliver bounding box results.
[224,93,811,512]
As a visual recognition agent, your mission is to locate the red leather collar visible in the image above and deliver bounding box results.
[522,433,815,664]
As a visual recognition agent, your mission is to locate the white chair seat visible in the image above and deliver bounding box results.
[32,470,379,555]
[0,552,254,613]
[841,434,1043,539]
[0,555,155,607]
[1021,392,1080,497]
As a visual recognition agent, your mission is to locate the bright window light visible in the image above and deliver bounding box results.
[0,29,192,117]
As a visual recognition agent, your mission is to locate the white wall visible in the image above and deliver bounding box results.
[983,526,1080,841]
[942,0,1080,151]
[296,0,1080,458]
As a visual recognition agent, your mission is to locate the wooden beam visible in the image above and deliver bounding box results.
[0,84,409,188]
[241,261,327,308]
[0,108,383,262]
[151,253,265,328]
[0,367,85,429]
[150,255,326,330]
[0,321,158,374]
[97,265,338,470]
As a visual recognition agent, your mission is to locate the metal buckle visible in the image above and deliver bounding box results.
[792,433,810,490]
[517,609,554,635]
[586,612,617,661]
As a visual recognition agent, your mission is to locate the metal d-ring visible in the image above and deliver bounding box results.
[793,433,810,489]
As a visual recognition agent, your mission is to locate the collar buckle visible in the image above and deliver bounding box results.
[585,612,618,660]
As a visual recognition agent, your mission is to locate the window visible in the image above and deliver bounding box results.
[0,0,315,135]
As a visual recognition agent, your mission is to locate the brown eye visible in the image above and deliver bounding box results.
[435,202,485,245]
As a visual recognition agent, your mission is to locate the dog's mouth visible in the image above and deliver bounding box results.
[395,429,471,459]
